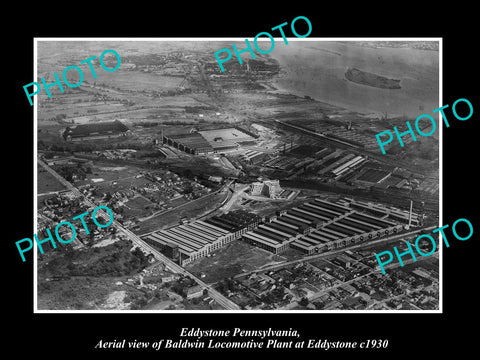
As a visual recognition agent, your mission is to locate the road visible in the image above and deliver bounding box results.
[234,225,437,279]
[37,158,241,310]
[219,184,249,212]
[280,253,438,310]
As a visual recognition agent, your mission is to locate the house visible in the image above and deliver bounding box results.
[159,272,180,283]
[186,285,205,299]
[166,291,183,301]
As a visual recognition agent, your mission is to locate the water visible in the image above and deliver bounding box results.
[268,41,440,118]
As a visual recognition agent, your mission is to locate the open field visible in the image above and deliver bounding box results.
[37,168,67,194]
[186,241,288,284]
[76,163,146,185]
[92,72,184,92]
[123,195,155,218]
[134,190,227,234]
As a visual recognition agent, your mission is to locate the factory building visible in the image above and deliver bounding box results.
[290,200,404,255]
[204,210,261,240]
[162,133,213,155]
[63,120,129,141]
[348,200,420,226]
[242,150,268,164]
[162,127,257,155]
[240,197,407,256]
[142,210,261,265]
[240,198,351,254]
[143,220,234,266]
[242,221,298,254]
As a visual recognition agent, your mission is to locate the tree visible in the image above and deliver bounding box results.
[299,297,309,307]
[183,185,193,194]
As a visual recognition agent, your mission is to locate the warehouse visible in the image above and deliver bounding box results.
[241,218,300,254]
[331,155,365,177]
[204,210,261,239]
[288,209,321,223]
[299,204,336,220]
[242,198,351,254]
[242,150,268,164]
[318,152,356,175]
[348,200,419,226]
[289,207,329,223]
[162,133,213,154]
[199,127,256,151]
[241,197,408,256]
[270,218,302,234]
[242,231,293,254]
[142,220,235,265]
[288,198,405,255]
[347,212,397,229]
[355,168,392,186]
[63,120,129,141]
[336,218,376,232]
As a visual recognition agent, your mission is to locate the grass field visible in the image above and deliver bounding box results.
[76,162,146,186]
[123,195,155,218]
[185,241,285,284]
[37,168,67,194]
[134,190,227,234]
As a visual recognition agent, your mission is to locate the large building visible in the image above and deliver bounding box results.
[63,120,129,141]
[142,210,261,265]
[250,180,282,199]
[203,210,261,239]
[162,133,213,155]
[289,199,405,255]
[143,220,234,265]
[162,127,257,155]
[242,150,268,164]
[242,198,408,255]
[242,220,299,254]
[348,199,420,226]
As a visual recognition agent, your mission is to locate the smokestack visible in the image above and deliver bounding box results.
[408,200,413,228]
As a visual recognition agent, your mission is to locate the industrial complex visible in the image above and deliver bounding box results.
[37,41,439,311]
[142,210,261,265]
[161,127,258,155]
[242,198,409,255]
[142,197,418,263]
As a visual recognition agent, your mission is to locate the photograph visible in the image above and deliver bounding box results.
[34,39,440,312]
[7,6,478,356]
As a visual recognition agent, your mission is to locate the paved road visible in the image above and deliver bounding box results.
[37,158,241,310]
[280,253,438,310]
[219,185,249,213]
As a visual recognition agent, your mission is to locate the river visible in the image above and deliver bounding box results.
[267,41,440,118]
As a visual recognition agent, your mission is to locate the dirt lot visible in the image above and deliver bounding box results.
[185,240,289,284]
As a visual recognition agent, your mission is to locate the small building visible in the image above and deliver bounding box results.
[186,285,205,299]
[208,176,223,183]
